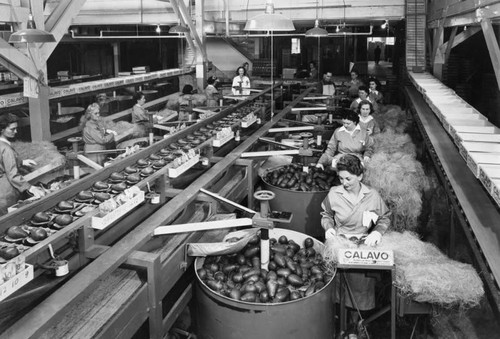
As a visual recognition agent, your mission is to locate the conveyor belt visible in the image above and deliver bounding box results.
[405,85,500,317]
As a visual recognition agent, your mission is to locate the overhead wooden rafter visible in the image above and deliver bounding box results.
[428,0,500,89]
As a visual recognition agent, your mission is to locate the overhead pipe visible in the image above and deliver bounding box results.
[211,25,373,38]
[69,29,185,39]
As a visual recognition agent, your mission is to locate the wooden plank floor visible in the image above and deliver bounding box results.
[406,86,500,302]
[39,269,143,339]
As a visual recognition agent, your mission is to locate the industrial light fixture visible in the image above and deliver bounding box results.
[8,14,55,43]
[244,0,295,32]
[381,20,388,29]
[305,20,328,37]
[155,25,161,34]
[305,0,327,37]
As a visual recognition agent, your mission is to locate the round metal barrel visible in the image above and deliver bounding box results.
[195,228,335,339]
[262,171,329,238]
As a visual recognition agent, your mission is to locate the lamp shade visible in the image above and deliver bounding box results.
[305,20,328,37]
[244,2,294,31]
[8,28,56,43]
[169,25,189,34]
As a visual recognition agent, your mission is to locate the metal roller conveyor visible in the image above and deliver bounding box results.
[0,86,315,339]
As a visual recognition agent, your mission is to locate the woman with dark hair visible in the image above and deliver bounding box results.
[205,76,220,107]
[357,100,380,135]
[232,66,251,95]
[320,154,391,314]
[80,103,116,165]
[368,77,384,104]
[0,113,46,215]
[346,70,364,99]
[316,109,374,169]
[132,91,149,124]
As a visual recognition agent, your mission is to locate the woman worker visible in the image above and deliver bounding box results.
[0,113,46,215]
[205,76,221,107]
[81,103,117,166]
[368,77,384,105]
[131,91,154,137]
[316,109,374,170]
[358,100,380,136]
[232,66,251,95]
[320,154,391,323]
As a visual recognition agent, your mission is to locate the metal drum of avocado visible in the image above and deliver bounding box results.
[261,166,330,238]
[195,228,335,339]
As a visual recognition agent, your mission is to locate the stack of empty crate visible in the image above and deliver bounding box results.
[409,72,500,206]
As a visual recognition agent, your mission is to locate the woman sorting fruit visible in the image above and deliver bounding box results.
[357,100,380,136]
[80,103,117,166]
[0,113,46,215]
[320,154,391,320]
[232,66,251,95]
[316,109,374,170]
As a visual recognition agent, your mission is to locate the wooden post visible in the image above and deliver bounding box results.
[28,83,51,141]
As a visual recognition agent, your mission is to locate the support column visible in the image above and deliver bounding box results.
[195,0,206,91]
[112,42,120,77]
[28,84,51,141]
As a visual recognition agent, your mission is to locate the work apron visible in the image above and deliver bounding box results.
[335,233,376,311]
[0,175,21,216]
[84,143,106,166]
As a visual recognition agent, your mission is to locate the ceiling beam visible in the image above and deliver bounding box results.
[439,26,481,53]
[428,0,500,22]
[428,0,500,28]
[40,0,87,60]
[0,38,41,80]
[0,3,29,23]
[480,18,500,91]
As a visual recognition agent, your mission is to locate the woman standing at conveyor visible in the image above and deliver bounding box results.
[0,113,46,215]
[80,103,116,166]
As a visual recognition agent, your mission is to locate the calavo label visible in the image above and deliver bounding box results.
[337,249,394,266]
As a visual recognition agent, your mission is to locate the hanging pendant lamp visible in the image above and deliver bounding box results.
[244,0,294,31]
[8,15,55,43]
[305,19,328,37]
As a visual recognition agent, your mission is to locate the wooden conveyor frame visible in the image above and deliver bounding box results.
[404,85,500,321]
[1,86,314,338]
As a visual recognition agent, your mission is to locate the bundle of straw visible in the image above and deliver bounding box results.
[323,231,484,309]
[364,152,428,231]
[12,141,66,169]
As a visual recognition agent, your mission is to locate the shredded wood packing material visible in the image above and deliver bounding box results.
[322,231,484,309]
[104,120,136,136]
[373,129,417,158]
[364,152,428,231]
[374,104,408,133]
[12,140,66,169]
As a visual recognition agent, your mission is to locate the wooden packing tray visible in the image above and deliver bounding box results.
[442,118,490,136]
[91,191,145,230]
[466,152,500,178]
[478,164,500,196]
[168,155,200,178]
[450,125,500,146]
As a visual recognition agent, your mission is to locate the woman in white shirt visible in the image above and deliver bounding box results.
[232,66,251,95]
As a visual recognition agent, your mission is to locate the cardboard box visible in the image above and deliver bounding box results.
[0,264,34,302]
[168,155,200,178]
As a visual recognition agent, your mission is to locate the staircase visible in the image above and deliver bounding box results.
[205,38,253,79]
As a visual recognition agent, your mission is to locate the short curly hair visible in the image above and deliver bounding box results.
[340,109,360,125]
[357,100,374,115]
[336,154,364,176]
[0,113,18,132]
